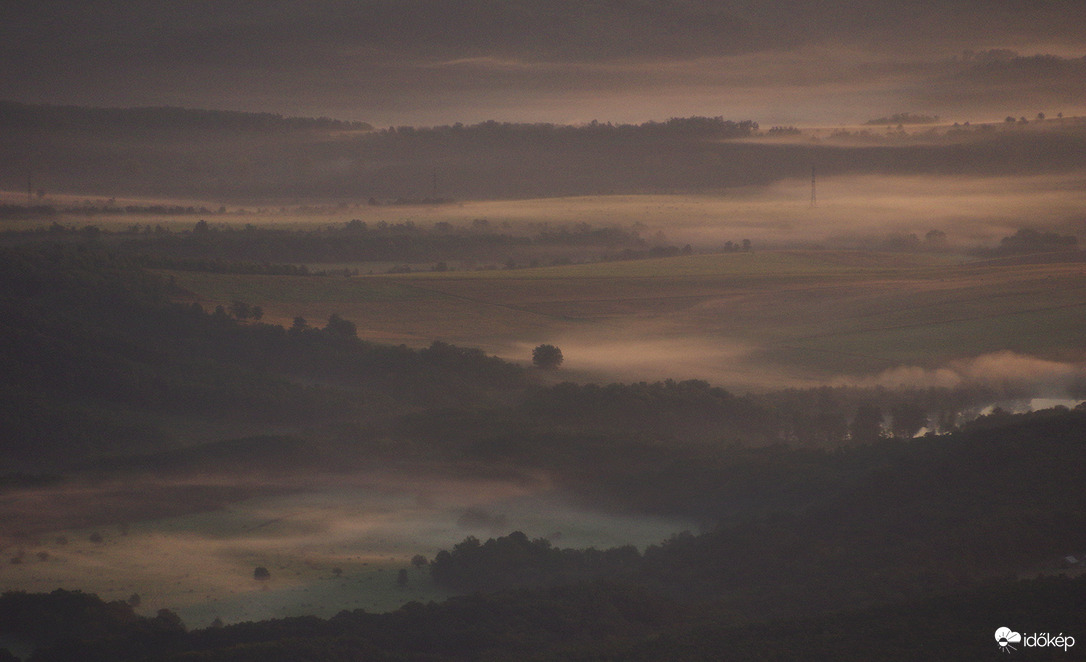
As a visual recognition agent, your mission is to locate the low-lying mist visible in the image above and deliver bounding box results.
[512,320,1086,403]
[662,173,1086,251]
[301,171,1084,253]
[0,471,692,628]
[508,331,777,389]
[837,351,1086,399]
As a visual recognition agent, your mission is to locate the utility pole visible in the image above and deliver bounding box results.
[810,163,817,208]
[431,168,437,200]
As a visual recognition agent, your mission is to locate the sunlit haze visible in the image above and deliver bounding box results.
[1,2,1085,657]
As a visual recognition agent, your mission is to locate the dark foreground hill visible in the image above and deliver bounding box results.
[3,571,1083,660]
[0,243,523,470]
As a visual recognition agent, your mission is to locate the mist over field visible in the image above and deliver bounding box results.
[512,325,1086,397]
[531,173,1086,251]
[2,3,1086,659]
[0,471,691,626]
[849,351,1086,393]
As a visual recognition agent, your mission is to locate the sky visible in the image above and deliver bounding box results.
[2,1,1085,126]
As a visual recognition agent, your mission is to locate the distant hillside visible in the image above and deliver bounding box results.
[5,101,1086,202]
[0,100,371,134]
[0,244,522,470]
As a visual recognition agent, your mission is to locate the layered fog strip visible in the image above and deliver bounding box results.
[839,351,1086,399]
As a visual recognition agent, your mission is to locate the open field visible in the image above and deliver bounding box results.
[7,171,1086,245]
[0,473,691,627]
[167,248,1086,390]
[18,179,1070,392]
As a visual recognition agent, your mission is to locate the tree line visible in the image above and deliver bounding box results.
[0,100,370,135]
[425,406,1086,613]
[5,219,651,272]
[7,99,1086,201]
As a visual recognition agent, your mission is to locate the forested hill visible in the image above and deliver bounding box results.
[1,243,1084,660]
[6,407,1082,659]
[425,406,1086,613]
[1,102,760,201]
[3,559,1083,660]
[1,241,1075,484]
[5,101,1086,202]
[0,244,523,469]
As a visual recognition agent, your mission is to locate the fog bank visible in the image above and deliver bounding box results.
[0,472,691,627]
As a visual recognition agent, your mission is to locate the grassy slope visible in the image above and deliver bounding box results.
[167,250,1086,377]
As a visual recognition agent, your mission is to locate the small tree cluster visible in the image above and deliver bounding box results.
[532,344,563,370]
[228,300,264,321]
[324,313,357,337]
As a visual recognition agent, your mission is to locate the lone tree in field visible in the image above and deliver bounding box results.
[532,344,563,370]
[253,566,271,581]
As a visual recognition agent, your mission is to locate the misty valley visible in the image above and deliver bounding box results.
[1,102,1085,660]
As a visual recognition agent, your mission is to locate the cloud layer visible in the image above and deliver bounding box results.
[3,2,1085,125]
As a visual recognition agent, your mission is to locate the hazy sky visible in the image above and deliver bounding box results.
[3,1,1085,126]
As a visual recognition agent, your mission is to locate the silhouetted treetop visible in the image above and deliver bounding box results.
[531,344,563,370]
